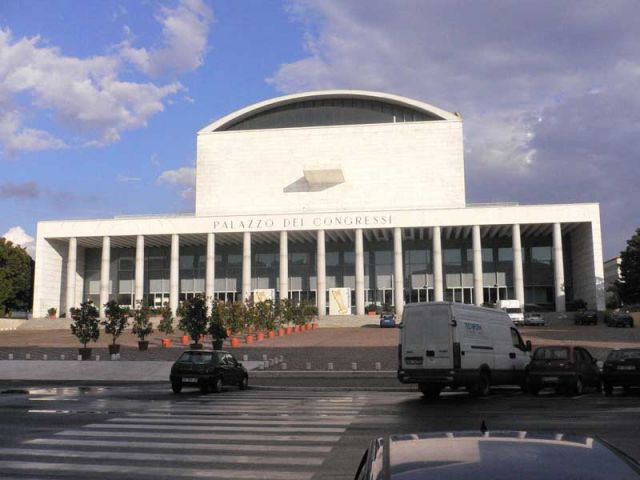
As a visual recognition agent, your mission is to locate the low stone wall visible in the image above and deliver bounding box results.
[316,315,381,328]
[0,318,26,330]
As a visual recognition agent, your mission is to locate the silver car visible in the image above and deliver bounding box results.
[524,313,545,326]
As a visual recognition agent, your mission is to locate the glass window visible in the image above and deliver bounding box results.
[510,328,524,349]
[498,248,513,261]
[481,248,493,262]
[119,257,134,271]
[326,252,339,266]
[344,252,355,265]
[374,251,393,264]
[290,253,309,265]
[227,254,242,265]
[444,249,462,266]
[534,347,569,360]
[531,246,552,264]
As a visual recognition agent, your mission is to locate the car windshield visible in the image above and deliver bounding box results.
[534,347,569,360]
[178,352,218,364]
[506,308,522,314]
[607,350,640,361]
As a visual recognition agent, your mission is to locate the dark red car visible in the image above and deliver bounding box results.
[527,346,601,395]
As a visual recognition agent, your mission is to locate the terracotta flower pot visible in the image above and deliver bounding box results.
[285,326,292,335]
[293,325,300,333]
[367,311,378,316]
[245,335,254,344]
[161,338,171,348]
[230,337,240,348]
[256,332,264,342]
[312,322,318,330]
[268,330,275,339]
[277,328,284,336]
[180,335,189,345]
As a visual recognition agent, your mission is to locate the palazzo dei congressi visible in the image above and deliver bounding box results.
[32,90,605,319]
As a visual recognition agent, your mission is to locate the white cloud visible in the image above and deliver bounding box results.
[2,226,35,257]
[119,0,213,76]
[157,166,196,199]
[0,27,181,153]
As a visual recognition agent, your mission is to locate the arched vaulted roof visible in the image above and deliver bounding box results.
[198,90,460,133]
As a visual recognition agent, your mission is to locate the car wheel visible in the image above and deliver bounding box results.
[419,383,442,400]
[199,380,210,394]
[239,375,248,390]
[171,379,182,394]
[470,373,490,397]
[572,377,584,395]
[212,376,223,393]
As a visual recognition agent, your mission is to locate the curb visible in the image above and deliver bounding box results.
[251,370,397,378]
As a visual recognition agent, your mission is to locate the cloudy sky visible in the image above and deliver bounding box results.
[1,0,638,258]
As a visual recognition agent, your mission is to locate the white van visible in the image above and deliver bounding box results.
[497,299,524,326]
[397,302,531,399]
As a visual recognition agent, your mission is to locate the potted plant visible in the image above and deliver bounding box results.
[70,300,100,360]
[131,302,153,351]
[366,304,379,316]
[180,295,209,349]
[208,300,228,350]
[158,302,174,348]
[102,300,128,355]
[176,302,189,345]
[228,301,246,347]
[47,307,57,320]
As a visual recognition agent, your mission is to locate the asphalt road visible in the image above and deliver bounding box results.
[0,382,638,479]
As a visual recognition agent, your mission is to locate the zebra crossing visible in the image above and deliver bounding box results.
[0,390,368,479]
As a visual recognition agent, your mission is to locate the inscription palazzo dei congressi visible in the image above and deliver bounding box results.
[212,214,393,232]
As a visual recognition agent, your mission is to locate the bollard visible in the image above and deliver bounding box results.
[328,362,334,371]
[111,354,117,361]
[352,362,357,371]
[278,355,284,362]
[243,354,249,362]
[95,355,100,361]
[60,354,65,360]
[306,362,311,370]
[77,355,82,361]
[42,354,48,361]
[258,363,264,370]
[264,360,269,369]
[280,362,287,370]
[269,359,275,367]
[262,354,268,361]
[25,353,30,360]
[375,362,381,371]
[8,353,13,360]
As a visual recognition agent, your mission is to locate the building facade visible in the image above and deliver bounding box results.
[32,90,606,319]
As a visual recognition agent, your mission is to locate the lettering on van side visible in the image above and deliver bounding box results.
[464,322,484,335]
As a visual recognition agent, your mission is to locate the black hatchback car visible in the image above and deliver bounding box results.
[575,310,598,325]
[527,346,601,395]
[170,350,248,394]
[605,312,634,328]
[354,431,640,479]
[603,348,640,395]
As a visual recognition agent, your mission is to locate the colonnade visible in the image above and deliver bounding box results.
[65,224,567,317]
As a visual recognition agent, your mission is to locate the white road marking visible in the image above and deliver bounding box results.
[56,429,341,442]
[84,423,346,433]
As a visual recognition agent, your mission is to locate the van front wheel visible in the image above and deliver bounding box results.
[470,372,491,397]
[419,383,442,400]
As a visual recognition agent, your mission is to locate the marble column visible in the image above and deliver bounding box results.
[279,231,288,302]
[169,234,179,315]
[316,230,326,317]
[66,237,77,316]
[553,223,566,312]
[99,236,110,316]
[472,225,483,306]
[512,224,525,307]
[432,226,444,302]
[354,228,365,315]
[393,227,404,316]
[205,233,215,302]
[242,232,251,302]
[134,235,144,307]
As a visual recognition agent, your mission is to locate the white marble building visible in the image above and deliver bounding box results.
[32,90,605,319]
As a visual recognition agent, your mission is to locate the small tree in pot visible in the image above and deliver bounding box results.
[180,295,209,349]
[70,300,100,360]
[131,302,153,351]
[102,300,128,355]
[47,307,57,320]
[208,300,228,350]
[158,302,174,348]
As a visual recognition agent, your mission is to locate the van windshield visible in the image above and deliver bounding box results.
[506,308,522,314]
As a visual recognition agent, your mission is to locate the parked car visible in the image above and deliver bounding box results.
[397,302,531,399]
[527,345,601,395]
[602,348,640,395]
[605,312,634,328]
[353,430,640,479]
[379,313,396,328]
[575,310,598,325]
[524,312,546,326]
[170,350,248,394]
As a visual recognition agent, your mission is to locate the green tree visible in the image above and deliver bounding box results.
[208,300,228,341]
[616,228,640,305]
[102,300,129,346]
[0,238,34,316]
[158,302,174,337]
[131,302,153,342]
[70,300,100,348]
[179,295,208,343]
